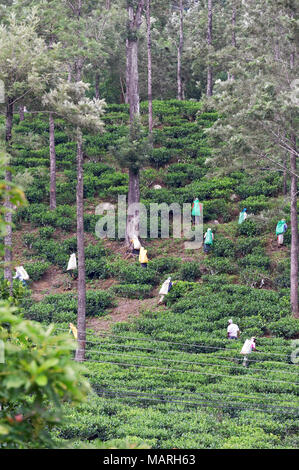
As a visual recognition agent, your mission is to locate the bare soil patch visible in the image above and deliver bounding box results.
[86,297,160,333]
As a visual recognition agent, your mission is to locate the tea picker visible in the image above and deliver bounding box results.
[67,253,77,278]
[276,219,288,247]
[238,208,248,224]
[130,235,141,255]
[139,246,149,268]
[69,323,78,339]
[191,198,201,225]
[13,266,29,287]
[158,277,173,305]
[227,319,240,340]
[203,228,214,253]
[240,337,256,367]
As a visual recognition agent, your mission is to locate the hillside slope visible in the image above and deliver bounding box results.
[2,100,298,449]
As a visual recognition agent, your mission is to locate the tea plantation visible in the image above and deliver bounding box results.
[2,100,299,449]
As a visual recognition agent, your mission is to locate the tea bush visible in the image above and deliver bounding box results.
[239,195,269,214]
[115,263,159,286]
[150,147,173,167]
[39,226,55,239]
[150,257,182,274]
[212,237,235,258]
[112,284,153,299]
[268,317,299,339]
[237,220,263,237]
[239,253,271,270]
[0,279,29,306]
[178,261,202,281]
[234,237,262,257]
[26,290,116,324]
[236,173,282,198]
[24,261,51,281]
[203,257,238,275]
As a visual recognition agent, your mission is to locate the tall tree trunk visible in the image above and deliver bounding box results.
[75,127,86,361]
[207,0,213,96]
[19,105,25,122]
[125,38,130,104]
[128,40,140,122]
[95,73,100,99]
[67,63,72,83]
[126,1,144,245]
[230,5,236,81]
[106,0,111,9]
[120,75,126,103]
[146,0,153,137]
[49,112,56,210]
[290,134,298,317]
[283,152,288,196]
[74,5,86,360]
[232,6,236,48]
[4,98,14,294]
[177,0,184,100]
[127,168,141,243]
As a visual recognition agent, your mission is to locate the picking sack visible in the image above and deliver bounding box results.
[205,230,213,245]
[18,266,29,280]
[240,339,252,355]
[67,253,77,271]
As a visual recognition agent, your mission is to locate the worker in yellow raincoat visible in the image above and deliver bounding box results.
[139,246,148,268]
[69,323,78,339]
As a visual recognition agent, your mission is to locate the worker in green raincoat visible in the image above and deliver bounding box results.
[203,228,214,253]
[276,219,287,247]
[192,198,201,225]
[238,208,247,224]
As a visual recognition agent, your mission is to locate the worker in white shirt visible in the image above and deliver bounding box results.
[227,319,240,340]
[130,235,141,255]
[240,337,256,367]
[158,277,173,305]
[13,266,29,287]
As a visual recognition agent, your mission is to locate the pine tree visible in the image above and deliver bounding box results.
[0,12,53,292]
[205,0,298,316]
[43,80,106,360]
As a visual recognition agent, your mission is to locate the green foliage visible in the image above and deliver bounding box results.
[38,226,55,240]
[165,163,206,187]
[24,261,51,282]
[239,196,269,214]
[150,257,182,274]
[178,262,202,281]
[16,204,76,232]
[203,199,233,222]
[239,250,270,270]
[236,174,282,199]
[112,284,152,299]
[212,237,235,258]
[237,220,262,237]
[268,317,299,339]
[203,257,238,275]
[0,303,90,448]
[234,237,262,257]
[150,147,173,167]
[112,262,159,287]
[0,280,28,306]
[26,290,116,324]
[177,177,235,202]
[110,119,152,173]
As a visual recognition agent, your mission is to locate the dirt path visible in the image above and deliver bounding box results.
[86,296,161,333]
[31,265,72,301]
